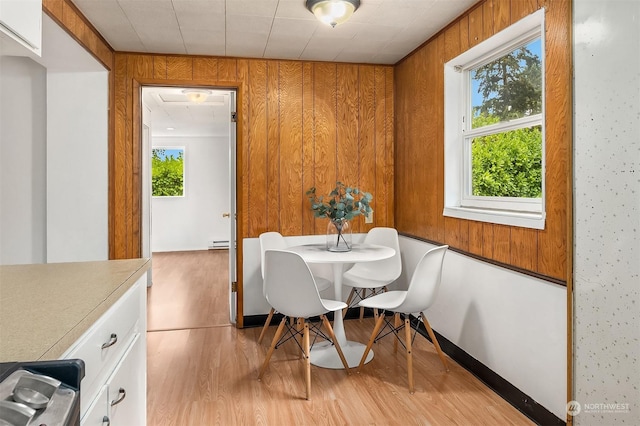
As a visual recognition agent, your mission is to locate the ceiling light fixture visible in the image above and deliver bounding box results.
[182,89,211,104]
[306,0,360,28]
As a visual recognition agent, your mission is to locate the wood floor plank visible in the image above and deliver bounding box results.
[146,251,534,425]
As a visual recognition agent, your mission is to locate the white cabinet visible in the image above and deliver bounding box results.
[61,274,147,426]
[81,335,145,426]
[0,0,42,55]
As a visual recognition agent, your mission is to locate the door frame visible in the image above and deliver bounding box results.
[133,78,244,328]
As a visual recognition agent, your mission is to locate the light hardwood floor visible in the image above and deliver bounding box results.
[147,250,534,425]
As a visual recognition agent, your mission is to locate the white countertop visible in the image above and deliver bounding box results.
[0,259,150,362]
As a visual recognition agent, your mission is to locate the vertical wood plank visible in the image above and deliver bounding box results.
[153,56,167,80]
[167,56,193,80]
[536,0,570,280]
[237,59,250,239]
[218,58,238,82]
[193,57,218,81]
[302,63,316,235]
[510,227,538,271]
[493,224,511,264]
[511,0,538,22]
[444,21,462,62]
[384,67,395,227]
[247,60,268,236]
[482,223,494,259]
[459,15,470,52]
[435,35,446,243]
[336,64,359,190]
[468,5,484,47]
[374,67,387,227]
[133,55,153,80]
[279,62,304,236]
[313,62,337,233]
[493,0,511,33]
[266,61,281,231]
[358,65,376,233]
[444,217,461,249]
[113,54,129,258]
[483,0,496,39]
[468,221,484,256]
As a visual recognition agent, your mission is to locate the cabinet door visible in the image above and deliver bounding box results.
[0,0,41,51]
[107,334,145,426]
[81,385,109,426]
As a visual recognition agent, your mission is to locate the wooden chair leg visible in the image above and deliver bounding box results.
[258,317,287,380]
[404,317,414,393]
[321,315,350,373]
[257,307,275,344]
[358,313,386,371]
[303,321,311,400]
[393,313,401,353]
[420,312,449,372]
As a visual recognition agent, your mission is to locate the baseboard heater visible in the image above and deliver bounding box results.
[208,240,229,249]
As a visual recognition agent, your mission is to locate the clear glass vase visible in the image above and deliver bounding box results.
[326,219,352,252]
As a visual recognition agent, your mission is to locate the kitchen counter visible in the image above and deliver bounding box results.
[0,259,150,362]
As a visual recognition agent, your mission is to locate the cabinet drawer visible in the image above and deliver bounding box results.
[107,333,145,426]
[64,281,141,416]
[81,385,108,426]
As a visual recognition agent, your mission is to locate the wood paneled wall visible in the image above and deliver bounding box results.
[42,0,114,69]
[395,0,572,282]
[111,54,394,259]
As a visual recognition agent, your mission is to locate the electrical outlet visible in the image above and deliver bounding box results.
[365,210,373,224]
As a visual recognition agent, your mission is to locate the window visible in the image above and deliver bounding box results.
[152,147,185,197]
[444,9,546,229]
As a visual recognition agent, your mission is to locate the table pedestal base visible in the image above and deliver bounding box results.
[310,341,374,369]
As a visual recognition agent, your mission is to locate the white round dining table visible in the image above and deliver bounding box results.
[287,243,395,369]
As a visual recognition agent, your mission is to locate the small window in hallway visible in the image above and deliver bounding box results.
[152,147,185,197]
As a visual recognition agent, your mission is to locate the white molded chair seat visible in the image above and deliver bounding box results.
[257,249,349,400]
[357,245,449,393]
[342,227,402,319]
[258,232,331,344]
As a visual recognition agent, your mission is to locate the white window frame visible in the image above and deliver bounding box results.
[444,8,546,230]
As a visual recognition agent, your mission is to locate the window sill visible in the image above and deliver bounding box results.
[443,206,545,230]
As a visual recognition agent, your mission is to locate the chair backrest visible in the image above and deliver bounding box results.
[259,232,288,280]
[346,227,402,282]
[396,245,448,314]
[263,250,328,318]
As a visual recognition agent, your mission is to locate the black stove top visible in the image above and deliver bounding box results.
[0,359,84,426]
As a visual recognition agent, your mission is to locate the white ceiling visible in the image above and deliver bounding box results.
[75,0,477,138]
[72,0,477,65]
[142,87,232,137]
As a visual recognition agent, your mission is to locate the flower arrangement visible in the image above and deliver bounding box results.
[306,182,373,221]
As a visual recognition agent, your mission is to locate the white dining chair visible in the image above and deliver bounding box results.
[356,245,449,393]
[257,232,331,344]
[342,227,402,320]
[257,249,349,400]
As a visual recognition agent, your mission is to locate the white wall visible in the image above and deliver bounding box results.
[151,136,229,252]
[46,71,109,262]
[573,0,640,424]
[0,56,47,264]
[0,14,108,265]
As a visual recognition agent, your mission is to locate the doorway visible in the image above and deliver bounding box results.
[141,86,237,328]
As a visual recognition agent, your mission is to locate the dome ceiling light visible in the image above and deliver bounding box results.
[306,0,361,28]
[182,89,211,104]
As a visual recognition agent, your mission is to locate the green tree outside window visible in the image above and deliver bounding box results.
[152,148,184,197]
